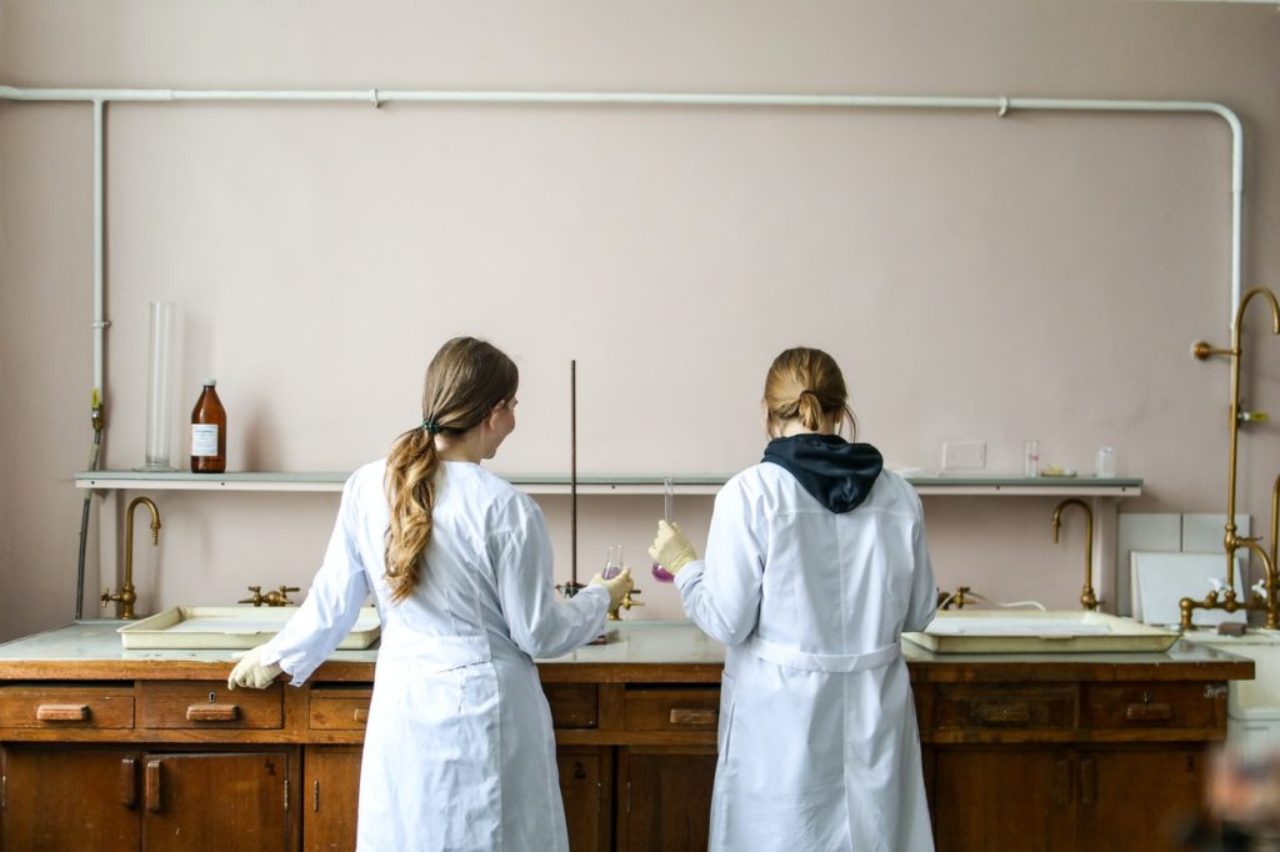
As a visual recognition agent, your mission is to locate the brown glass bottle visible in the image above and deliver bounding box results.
[190,379,227,473]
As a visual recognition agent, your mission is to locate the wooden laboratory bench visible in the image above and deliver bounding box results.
[0,620,1253,852]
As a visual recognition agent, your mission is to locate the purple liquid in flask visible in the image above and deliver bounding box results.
[601,544,623,580]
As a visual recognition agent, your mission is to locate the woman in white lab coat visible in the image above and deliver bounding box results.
[228,336,633,852]
[650,347,937,852]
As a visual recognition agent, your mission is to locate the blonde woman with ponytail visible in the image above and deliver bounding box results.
[649,346,938,852]
[229,337,633,852]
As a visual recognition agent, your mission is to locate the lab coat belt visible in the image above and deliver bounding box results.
[376,633,492,673]
[746,637,900,673]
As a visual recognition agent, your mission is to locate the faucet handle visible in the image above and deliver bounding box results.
[238,586,265,606]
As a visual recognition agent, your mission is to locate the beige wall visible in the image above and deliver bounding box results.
[2,1,1279,641]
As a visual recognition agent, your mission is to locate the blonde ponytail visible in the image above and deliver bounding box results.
[384,427,440,604]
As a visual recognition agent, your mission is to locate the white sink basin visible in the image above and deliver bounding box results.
[905,610,1178,654]
[1179,629,1280,751]
[1181,629,1280,711]
[116,606,381,649]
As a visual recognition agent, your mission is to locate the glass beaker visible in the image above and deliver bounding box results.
[143,301,177,471]
[1095,446,1116,478]
[602,545,623,580]
[1023,440,1040,478]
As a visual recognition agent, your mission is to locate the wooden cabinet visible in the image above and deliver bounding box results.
[1,745,142,851]
[142,751,296,852]
[0,630,1251,852]
[1077,747,1205,852]
[0,745,296,852]
[616,747,716,852]
[558,746,613,852]
[303,746,362,852]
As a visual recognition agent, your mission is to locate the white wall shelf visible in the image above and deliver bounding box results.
[74,470,1142,498]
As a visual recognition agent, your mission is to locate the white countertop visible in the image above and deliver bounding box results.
[0,619,727,667]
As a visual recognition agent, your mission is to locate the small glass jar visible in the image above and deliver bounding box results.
[1095,446,1116,478]
[1023,440,1040,478]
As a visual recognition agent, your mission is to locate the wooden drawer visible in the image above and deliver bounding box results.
[309,689,373,730]
[0,686,134,729]
[137,681,283,729]
[545,684,598,729]
[623,686,720,732]
[934,684,1076,732]
[1084,683,1221,730]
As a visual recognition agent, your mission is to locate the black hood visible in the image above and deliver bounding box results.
[762,434,884,513]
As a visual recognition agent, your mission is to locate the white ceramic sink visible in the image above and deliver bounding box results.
[1179,629,1280,750]
[904,610,1178,654]
[117,606,381,649]
[1181,629,1280,711]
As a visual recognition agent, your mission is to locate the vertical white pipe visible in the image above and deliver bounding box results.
[92,98,106,402]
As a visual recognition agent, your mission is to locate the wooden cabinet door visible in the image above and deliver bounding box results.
[142,751,295,852]
[617,747,715,852]
[558,746,612,852]
[932,747,1076,852]
[1077,747,1205,852]
[1,745,142,852]
[304,746,362,852]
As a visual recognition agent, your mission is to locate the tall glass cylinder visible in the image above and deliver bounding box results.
[144,301,177,470]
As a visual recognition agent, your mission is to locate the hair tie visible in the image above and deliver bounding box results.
[421,418,443,435]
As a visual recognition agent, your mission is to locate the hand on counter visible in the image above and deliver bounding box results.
[648,520,697,577]
[227,644,283,690]
[589,567,635,611]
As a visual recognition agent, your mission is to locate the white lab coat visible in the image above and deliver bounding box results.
[260,459,609,852]
[676,464,937,852]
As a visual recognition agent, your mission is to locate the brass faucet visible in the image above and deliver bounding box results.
[1182,287,1280,630]
[102,496,160,620]
[1052,498,1098,611]
[938,586,974,610]
[239,585,300,607]
[607,588,644,621]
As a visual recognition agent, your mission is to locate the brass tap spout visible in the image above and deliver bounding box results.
[1181,287,1280,630]
[607,588,644,621]
[1052,498,1097,611]
[102,496,160,620]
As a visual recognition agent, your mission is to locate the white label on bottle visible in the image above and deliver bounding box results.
[192,424,219,456]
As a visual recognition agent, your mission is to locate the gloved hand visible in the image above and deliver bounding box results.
[648,520,697,577]
[589,567,635,611]
[227,644,283,690]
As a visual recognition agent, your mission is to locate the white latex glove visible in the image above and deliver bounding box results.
[648,520,697,577]
[589,567,635,611]
[227,645,283,690]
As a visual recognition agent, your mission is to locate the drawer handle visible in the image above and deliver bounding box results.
[353,707,369,724]
[36,703,90,722]
[1124,702,1173,722]
[186,704,240,722]
[669,708,717,726]
[975,702,1031,725]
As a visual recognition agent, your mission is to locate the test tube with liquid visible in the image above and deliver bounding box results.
[652,477,676,583]
[602,545,623,580]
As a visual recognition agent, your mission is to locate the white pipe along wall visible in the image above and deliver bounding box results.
[0,84,1247,425]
